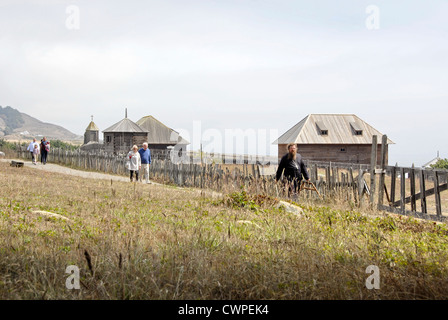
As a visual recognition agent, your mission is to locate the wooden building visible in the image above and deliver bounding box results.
[103,114,149,155]
[136,115,189,151]
[273,114,394,165]
[83,116,99,145]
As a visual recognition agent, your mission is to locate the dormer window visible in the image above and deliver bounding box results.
[316,121,328,136]
[350,122,363,136]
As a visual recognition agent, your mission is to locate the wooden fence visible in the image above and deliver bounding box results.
[149,149,278,165]
[13,138,448,222]
[16,147,131,176]
[374,135,447,222]
[377,165,447,220]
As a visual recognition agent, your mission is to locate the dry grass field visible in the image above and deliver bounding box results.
[311,168,448,216]
[1,161,448,299]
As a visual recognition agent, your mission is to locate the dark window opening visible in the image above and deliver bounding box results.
[316,121,328,136]
[350,122,363,136]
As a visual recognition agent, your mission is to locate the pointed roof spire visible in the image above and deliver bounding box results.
[85,115,99,131]
[125,108,128,119]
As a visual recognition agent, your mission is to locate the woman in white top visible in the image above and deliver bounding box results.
[127,145,141,182]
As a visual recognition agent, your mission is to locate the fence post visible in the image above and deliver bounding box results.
[369,135,377,205]
[377,135,388,210]
[179,163,183,186]
[349,167,356,203]
[410,164,416,212]
[333,166,338,192]
[200,164,203,191]
[390,164,397,206]
[420,169,427,214]
[358,167,364,207]
[434,170,442,217]
[325,166,330,194]
[400,167,406,214]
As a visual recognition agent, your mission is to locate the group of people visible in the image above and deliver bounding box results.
[25,136,308,197]
[128,141,310,195]
[129,141,308,194]
[26,137,152,183]
[26,137,50,165]
[126,142,152,184]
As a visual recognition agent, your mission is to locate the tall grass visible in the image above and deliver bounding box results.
[0,161,448,299]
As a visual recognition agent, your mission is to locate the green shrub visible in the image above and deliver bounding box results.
[49,140,79,151]
[431,158,448,170]
[0,139,19,150]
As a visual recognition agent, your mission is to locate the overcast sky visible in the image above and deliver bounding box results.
[1,0,447,166]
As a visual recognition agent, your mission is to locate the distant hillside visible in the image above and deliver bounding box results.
[0,106,82,141]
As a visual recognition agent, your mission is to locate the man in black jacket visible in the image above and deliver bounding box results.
[275,143,310,196]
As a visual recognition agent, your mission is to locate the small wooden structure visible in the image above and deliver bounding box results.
[273,114,394,165]
[103,110,149,155]
[83,115,100,145]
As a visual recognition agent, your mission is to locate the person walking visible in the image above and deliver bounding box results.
[32,144,40,165]
[127,145,141,182]
[275,143,310,197]
[27,138,38,162]
[40,137,49,165]
[138,142,152,184]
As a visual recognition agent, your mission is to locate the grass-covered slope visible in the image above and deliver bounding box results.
[1,161,447,299]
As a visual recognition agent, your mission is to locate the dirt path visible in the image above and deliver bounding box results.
[0,158,304,214]
[0,158,220,196]
[1,158,145,183]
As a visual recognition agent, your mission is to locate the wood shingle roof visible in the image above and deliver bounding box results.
[273,114,394,145]
[136,116,189,145]
[103,118,147,133]
[85,121,99,131]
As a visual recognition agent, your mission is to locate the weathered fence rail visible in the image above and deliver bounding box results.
[374,135,447,222]
[16,147,131,176]
[13,138,448,222]
[149,149,278,165]
[377,164,448,221]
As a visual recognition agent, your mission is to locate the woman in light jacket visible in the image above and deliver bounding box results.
[127,145,141,182]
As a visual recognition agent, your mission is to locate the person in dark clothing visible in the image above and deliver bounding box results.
[275,143,310,196]
[40,137,49,165]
